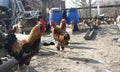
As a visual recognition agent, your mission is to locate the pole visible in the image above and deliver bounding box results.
[97,0,100,16]
[40,0,47,21]
[89,0,92,18]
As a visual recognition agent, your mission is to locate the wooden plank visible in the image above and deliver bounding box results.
[0,57,18,72]
[84,28,95,40]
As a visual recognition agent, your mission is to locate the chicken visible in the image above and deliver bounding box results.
[66,20,74,30]
[66,20,74,35]
[12,16,25,34]
[90,18,96,25]
[95,17,101,25]
[50,19,66,32]
[51,21,70,57]
[50,21,57,29]
[107,16,115,24]
[51,19,73,35]
[77,18,88,31]
[4,19,46,72]
[58,19,66,32]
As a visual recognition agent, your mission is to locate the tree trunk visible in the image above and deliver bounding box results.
[40,0,47,21]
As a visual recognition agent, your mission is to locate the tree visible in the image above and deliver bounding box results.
[39,0,47,21]
[113,0,120,18]
[70,0,96,18]
[100,0,120,18]
[40,0,64,22]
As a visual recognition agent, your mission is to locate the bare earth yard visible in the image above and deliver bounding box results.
[18,24,120,72]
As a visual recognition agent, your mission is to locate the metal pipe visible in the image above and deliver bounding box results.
[97,0,100,16]
[15,0,25,13]
[89,0,91,18]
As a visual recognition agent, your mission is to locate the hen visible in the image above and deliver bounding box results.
[50,21,70,57]
[66,20,74,35]
[4,19,46,72]
[107,16,115,24]
[66,20,74,29]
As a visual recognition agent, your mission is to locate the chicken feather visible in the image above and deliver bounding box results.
[4,19,46,71]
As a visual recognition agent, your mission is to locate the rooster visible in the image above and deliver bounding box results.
[50,19,73,35]
[4,19,46,72]
[50,19,66,32]
[50,21,70,57]
[59,19,66,32]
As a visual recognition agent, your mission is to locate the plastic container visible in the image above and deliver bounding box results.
[49,8,62,25]
[0,0,10,10]
[66,9,79,31]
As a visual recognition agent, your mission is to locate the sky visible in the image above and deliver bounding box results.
[65,0,97,8]
[65,0,120,8]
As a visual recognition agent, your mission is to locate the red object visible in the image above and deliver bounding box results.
[50,21,57,28]
[35,18,46,33]
[39,19,46,33]
[36,19,46,25]
[61,19,66,24]
[39,19,46,25]
[40,24,46,33]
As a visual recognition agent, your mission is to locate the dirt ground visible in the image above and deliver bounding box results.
[14,24,120,72]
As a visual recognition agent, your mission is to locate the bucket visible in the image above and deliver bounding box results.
[0,0,12,17]
[66,9,79,31]
[49,8,62,25]
[0,0,10,10]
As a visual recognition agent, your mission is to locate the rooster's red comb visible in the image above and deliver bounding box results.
[36,19,46,25]
[61,19,66,23]
[50,21,56,28]
[40,19,46,25]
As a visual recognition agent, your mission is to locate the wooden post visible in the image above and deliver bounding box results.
[40,0,47,21]
[89,0,91,18]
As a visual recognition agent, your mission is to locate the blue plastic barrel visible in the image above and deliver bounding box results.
[49,8,62,25]
[0,0,12,17]
[0,0,10,10]
[66,9,79,31]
